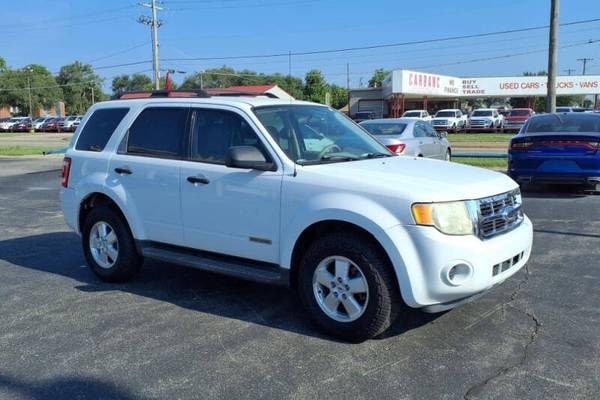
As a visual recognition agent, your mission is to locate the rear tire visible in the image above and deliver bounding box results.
[297,232,401,342]
[82,205,142,282]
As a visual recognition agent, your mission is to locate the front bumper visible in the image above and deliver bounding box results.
[384,216,533,309]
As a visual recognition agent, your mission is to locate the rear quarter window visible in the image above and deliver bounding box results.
[75,108,129,152]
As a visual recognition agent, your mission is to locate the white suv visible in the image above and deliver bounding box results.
[60,91,533,341]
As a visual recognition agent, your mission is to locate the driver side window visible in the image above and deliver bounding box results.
[190,108,270,164]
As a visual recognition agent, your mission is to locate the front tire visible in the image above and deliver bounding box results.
[82,205,142,282]
[297,232,401,342]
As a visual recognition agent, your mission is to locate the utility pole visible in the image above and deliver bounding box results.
[26,67,33,118]
[346,63,350,114]
[91,86,95,104]
[546,0,559,113]
[577,58,593,75]
[138,1,163,90]
[563,68,576,76]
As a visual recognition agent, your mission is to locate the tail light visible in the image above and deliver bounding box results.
[510,141,532,151]
[387,143,406,153]
[61,157,71,188]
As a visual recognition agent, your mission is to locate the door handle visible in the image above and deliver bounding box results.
[114,167,132,175]
[187,175,210,185]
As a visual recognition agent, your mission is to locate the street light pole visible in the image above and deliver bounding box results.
[546,0,559,113]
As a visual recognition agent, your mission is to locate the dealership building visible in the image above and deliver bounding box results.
[348,69,600,118]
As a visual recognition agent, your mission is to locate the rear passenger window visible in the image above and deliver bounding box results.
[191,109,269,164]
[75,108,129,152]
[127,107,189,158]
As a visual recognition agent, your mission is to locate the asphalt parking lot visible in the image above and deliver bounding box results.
[0,157,598,400]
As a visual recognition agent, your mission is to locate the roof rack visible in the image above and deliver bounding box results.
[113,89,210,100]
[206,90,279,99]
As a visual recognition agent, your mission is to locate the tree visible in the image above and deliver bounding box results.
[304,70,327,103]
[368,68,391,88]
[57,61,104,114]
[328,84,348,109]
[0,64,62,115]
[112,73,152,94]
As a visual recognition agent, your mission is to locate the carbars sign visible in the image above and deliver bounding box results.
[400,70,460,96]
[460,75,600,97]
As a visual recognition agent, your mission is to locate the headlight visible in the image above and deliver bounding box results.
[412,201,475,235]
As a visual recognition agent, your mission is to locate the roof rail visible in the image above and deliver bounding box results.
[113,90,210,100]
[208,91,279,99]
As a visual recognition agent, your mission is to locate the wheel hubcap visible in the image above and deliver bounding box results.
[89,221,119,269]
[312,256,369,322]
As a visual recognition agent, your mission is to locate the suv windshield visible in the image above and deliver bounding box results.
[525,114,600,133]
[472,110,493,117]
[509,110,531,117]
[435,111,455,118]
[403,111,421,117]
[254,105,392,165]
[361,122,407,136]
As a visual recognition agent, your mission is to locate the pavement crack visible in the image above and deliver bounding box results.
[463,265,542,400]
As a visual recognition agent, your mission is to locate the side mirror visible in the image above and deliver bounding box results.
[226,146,275,171]
[438,131,448,139]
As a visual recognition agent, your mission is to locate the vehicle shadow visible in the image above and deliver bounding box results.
[521,183,597,199]
[0,372,138,400]
[0,232,439,342]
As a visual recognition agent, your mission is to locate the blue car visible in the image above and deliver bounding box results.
[508,113,600,189]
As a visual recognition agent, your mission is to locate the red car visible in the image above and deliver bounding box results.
[11,118,33,132]
[503,108,534,133]
[41,118,63,132]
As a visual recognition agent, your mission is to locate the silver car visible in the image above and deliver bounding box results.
[360,118,451,160]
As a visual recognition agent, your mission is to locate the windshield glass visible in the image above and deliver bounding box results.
[472,110,493,117]
[526,114,600,133]
[361,122,407,136]
[509,110,531,117]
[403,111,421,117]
[254,105,392,165]
[435,111,455,117]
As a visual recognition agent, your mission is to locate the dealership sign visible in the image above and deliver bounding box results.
[461,76,600,97]
[383,69,600,97]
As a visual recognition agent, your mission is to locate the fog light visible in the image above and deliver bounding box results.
[445,263,472,286]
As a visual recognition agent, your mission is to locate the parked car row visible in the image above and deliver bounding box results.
[0,115,82,133]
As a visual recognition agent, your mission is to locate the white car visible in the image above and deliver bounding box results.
[0,117,28,132]
[401,109,432,122]
[60,115,81,132]
[468,108,504,132]
[60,91,533,342]
[360,118,451,160]
[431,109,467,132]
[32,117,52,131]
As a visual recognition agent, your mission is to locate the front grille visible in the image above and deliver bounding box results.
[477,190,523,239]
[492,251,525,276]
[469,120,487,127]
[433,120,448,126]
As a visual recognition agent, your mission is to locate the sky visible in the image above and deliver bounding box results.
[1,0,600,91]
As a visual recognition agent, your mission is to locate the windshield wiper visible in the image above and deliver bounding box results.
[360,152,393,159]
[320,154,360,161]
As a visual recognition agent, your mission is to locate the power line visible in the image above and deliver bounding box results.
[160,17,600,62]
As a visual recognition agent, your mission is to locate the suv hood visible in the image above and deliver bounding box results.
[301,156,517,202]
